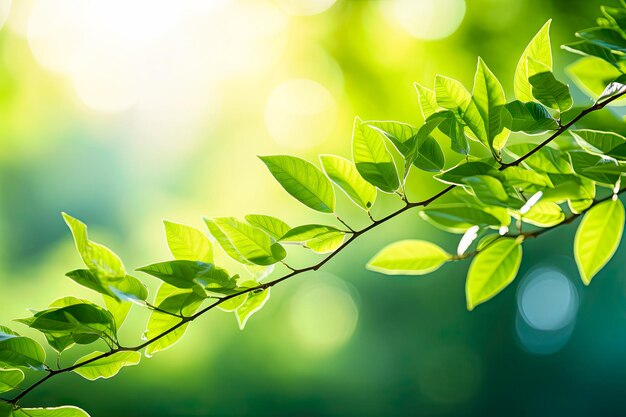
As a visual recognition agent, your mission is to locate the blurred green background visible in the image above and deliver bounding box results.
[2,0,626,415]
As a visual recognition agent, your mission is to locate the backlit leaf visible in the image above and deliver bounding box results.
[164,221,213,263]
[73,351,141,381]
[320,154,377,210]
[367,240,450,275]
[352,118,399,192]
[515,20,552,102]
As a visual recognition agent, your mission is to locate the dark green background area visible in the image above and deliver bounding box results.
[2,0,626,416]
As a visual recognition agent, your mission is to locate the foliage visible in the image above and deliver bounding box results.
[2,4,626,416]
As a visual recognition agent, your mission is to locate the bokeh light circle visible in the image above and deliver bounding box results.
[517,267,578,331]
[265,79,337,149]
[386,0,466,40]
[274,0,337,16]
[288,275,359,353]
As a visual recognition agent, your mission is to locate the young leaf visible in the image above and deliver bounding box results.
[11,406,90,417]
[515,20,552,102]
[320,154,377,210]
[367,240,450,275]
[513,201,565,227]
[420,203,506,233]
[164,221,213,263]
[435,75,487,144]
[0,368,24,393]
[472,57,511,154]
[65,269,148,303]
[280,224,346,253]
[352,118,399,193]
[244,214,291,240]
[504,100,558,134]
[414,82,439,119]
[259,155,335,213]
[73,351,141,381]
[0,328,46,371]
[466,237,523,311]
[236,289,271,330]
[574,198,625,285]
[204,217,286,266]
[137,260,234,292]
[62,213,125,279]
[462,175,509,207]
[528,66,573,112]
[437,112,470,155]
[570,129,626,155]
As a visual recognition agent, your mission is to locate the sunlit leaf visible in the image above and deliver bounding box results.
[236,289,271,330]
[352,118,399,192]
[280,224,346,253]
[462,175,509,206]
[320,154,377,210]
[244,215,291,240]
[570,129,626,155]
[11,406,90,417]
[164,221,213,263]
[466,237,523,310]
[574,198,625,285]
[367,240,450,275]
[505,100,558,134]
[472,57,511,153]
[204,217,286,265]
[435,161,501,186]
[73,351,141,381]
[420,203,506,233]
[528,67,573,112]
[515,20,552,102]
[259,155,335,213]
[513,201,565,227]
[0,327,46,371]
[62,213,125,279]
[137,260,234,293]
[0,368,24,393]
[414,82,439,119]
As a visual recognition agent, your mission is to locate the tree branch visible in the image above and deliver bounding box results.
[8,90,626,406]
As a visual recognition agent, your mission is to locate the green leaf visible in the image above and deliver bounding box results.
[466,237,523,311]
[569,151,620,184]
[144,284,204,357]
[507,144,573,174]
[164,221,213,263]
[73,351,141,381]
[420,203,506,233]
[137,260,235,293]
[437,111,470,155]
[259,155,335,213]
[514,201,565,227]
[218,293,249,312]
[435,75,487,145]
[0,369,24,393]
[570,129,626,155]
[236,289,271,330]
[34,298,99,352]
[319,154,377,210]
[435,161,501,186]
[352,118,399,192]
[17,303,117,346]
[367,240,450,275]
[280,224,346,253]
[574,198,625,285]
[502,166,553,188]
[505,100,558,134]
[413,136,445,172]
[66,269,147,303]
[0,328,46,371]
[563,41,620,67]
[542,174,596,203]
[462,175,509,206]
[472,58,511,154]
[515,20,552,102]
[244,214,291,240]
[204,217,286,266]
[576,27,626,52]
[414,82,439,119]
[12,406,90,417]
[528,67,573,112]
[62,213,125,279]
[103,294,130,332]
